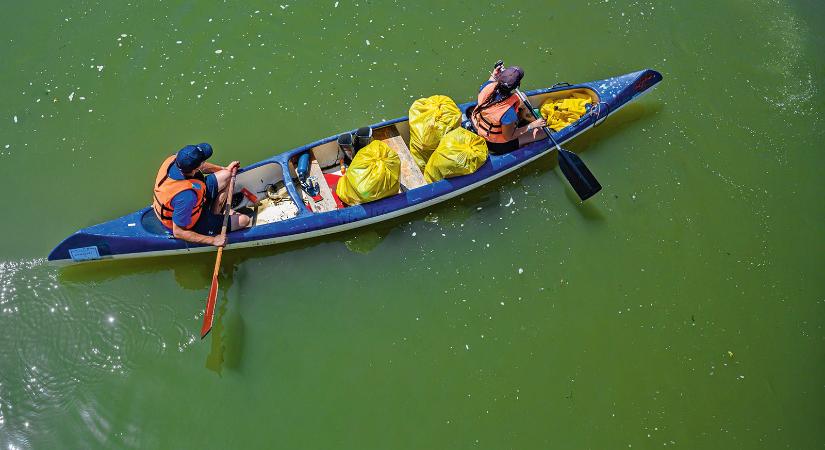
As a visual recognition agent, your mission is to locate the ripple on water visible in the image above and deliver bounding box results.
[761,3,818,114]
[0,258,191,446]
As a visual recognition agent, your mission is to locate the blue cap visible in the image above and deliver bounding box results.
[175,143,213,172]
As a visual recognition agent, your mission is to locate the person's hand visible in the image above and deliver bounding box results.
[225,161,240,172]
[212,234,227,247]
[492,65,504,77]
[530,118,546,130]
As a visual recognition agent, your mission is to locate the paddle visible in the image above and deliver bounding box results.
[514,89,602,201]
[200,168,237,339]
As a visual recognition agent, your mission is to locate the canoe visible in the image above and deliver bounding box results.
[48,69,663,265]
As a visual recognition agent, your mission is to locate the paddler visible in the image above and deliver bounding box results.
[152,143,250,247]
[471,63,547,154]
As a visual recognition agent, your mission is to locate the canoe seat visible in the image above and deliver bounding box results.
[373,125,426,191]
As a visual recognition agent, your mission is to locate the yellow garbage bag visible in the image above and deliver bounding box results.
[424,128,488,183]
[540,93,592,131]
[335,140,400,205]
[408,95,461,171]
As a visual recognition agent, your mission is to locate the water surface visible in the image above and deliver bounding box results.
[1,0,823,448]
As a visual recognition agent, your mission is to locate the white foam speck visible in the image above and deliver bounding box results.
[176,40,183,44]
[518,268,524,274]
[214,49,223,54]
[13,115,18,123]
[68,92,75,101]
[366,39,370,46]
[334,1,339,6]
[96,65,104,72]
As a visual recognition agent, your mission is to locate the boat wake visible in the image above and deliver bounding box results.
[0,257,196,447]
[761,4,818,117]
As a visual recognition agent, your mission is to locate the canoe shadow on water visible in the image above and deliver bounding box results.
[556,101,664,220]
[568,101,664,154]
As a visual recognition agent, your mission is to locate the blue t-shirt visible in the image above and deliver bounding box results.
[167,164,200,228]
[479,81,518,125]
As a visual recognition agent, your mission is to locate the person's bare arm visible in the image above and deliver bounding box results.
[515,119,546,138]
[172,223,225,247]
[499,118,546,141]
[201,161,239,174]
[200,162,223,173]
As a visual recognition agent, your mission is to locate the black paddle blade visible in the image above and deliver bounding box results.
[557,148,602,201]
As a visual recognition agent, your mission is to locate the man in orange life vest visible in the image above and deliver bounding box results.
[471,64,547,154]
[152,143,250,247]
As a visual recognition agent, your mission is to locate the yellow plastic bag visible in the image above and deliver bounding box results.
[408,95,461,171]
[424,128,488,183]
[335,140,400,205]
[540,93,592,131]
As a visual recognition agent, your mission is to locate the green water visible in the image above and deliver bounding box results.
[1,0,823,448]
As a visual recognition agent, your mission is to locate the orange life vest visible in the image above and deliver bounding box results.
[471,82,521,143]
[152,155,206,229]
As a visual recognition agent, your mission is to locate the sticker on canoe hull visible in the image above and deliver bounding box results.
[68,246,101,261]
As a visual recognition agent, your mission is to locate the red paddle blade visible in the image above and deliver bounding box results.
[200,276,219,338]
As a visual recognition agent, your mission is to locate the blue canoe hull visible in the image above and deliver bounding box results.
[48,69,662,265]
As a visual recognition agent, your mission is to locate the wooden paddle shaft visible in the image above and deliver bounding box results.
[201,169,236,339]
[210,169,236,288]
[212,169,237,268]
[211,247,224,278]
[218,170,237,240]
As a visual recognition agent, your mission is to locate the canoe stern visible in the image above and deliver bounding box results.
[47,208,189,264]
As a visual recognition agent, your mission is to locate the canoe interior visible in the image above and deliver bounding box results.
[221,88,599,230]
